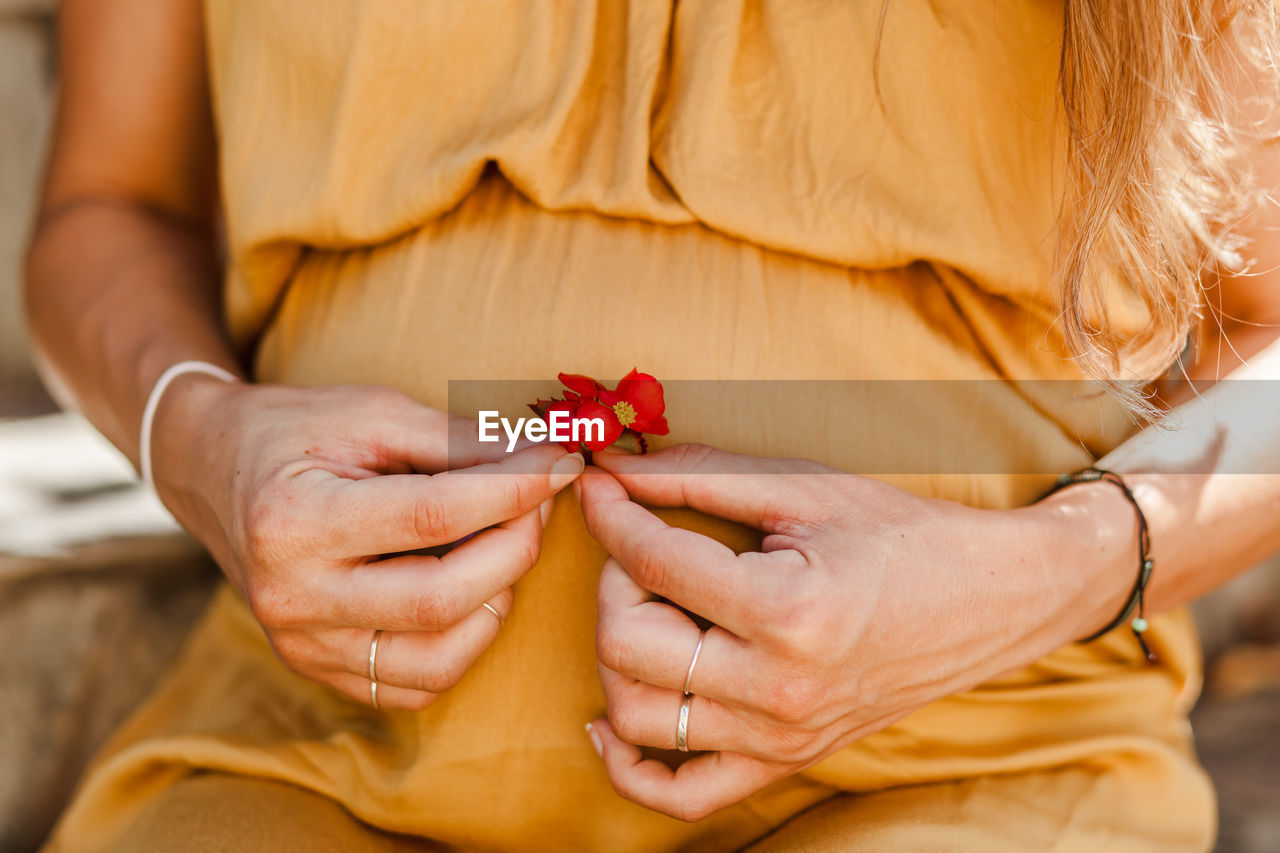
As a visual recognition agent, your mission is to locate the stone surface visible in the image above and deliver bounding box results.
[0,537,218,852]
[1192,686,1280,853]
[0,415,217,852]
[0,414,180,556]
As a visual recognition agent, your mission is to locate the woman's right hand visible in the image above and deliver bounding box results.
[148,376,584,710]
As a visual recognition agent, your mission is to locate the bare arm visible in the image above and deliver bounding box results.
[24,0,238,458]
[23,0,583,711]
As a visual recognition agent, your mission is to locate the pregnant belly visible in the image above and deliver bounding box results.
[255,174,1103,507]
[243,175,1196,849]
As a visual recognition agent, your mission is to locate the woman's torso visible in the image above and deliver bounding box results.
[195,2,1204,849]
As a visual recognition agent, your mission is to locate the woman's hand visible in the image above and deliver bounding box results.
[579,444,1132,820]
[151,375,584,710]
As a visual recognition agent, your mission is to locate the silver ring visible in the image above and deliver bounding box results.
[481,602,504,628]
[683,631,705,696]
[676,694,693,752]
[369,629,383,709]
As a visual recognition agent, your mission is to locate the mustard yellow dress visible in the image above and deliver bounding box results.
[46,2,1215,850]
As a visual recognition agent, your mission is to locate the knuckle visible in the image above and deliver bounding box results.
[409,585,459,630]
[243,485,315,562]
[606,696,645,745]
[769,726,820,764]
[505,475,541,514]
[669,442,717,473]
[594,618,628,672]
[246,579,297,628]
[412,495,454,545]
[608,770,640,803]
[243,498,284,557]
[268,632,312,668]
[761,585,826,658]
[760,494,803,536]
[629,545,670,594]
[512,528,541,570]
[762,673,822,725]
[421,655,466,693]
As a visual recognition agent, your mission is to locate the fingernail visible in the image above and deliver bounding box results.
[539,498,554,526]
[549,452,586,490]
[585,722,603,757]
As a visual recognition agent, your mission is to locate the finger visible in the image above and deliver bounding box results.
[598,664,794,762]
[325,507,540,632]
[586,717,786,822]
[350,388,545,474]
[445,413,546,469]
[597,558,763,708]
[580,467,795,632]
[594,444,827,532]
[319,669,439,712]
[310,446,583,556]
[295,589,512,692]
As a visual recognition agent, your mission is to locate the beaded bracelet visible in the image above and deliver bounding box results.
[1040,467,1156,663]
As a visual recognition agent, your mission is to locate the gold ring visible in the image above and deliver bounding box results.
[676,694,693,752]
[481,602,504,628]
[369,629,383,709]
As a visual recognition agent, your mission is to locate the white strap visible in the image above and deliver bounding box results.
[139,360,240,492]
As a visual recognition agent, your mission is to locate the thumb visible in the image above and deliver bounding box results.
[593,443,825,531]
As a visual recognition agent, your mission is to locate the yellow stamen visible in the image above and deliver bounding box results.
[612,401,637,428]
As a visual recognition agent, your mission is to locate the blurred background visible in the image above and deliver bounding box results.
[0,2,1277,851]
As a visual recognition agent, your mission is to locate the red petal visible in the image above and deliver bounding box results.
[629,414,669,436]
[529,398,582,452]
[574,399,625,451]
[558,373,604,399]
[613,369,666,422]
[528,397,564,419]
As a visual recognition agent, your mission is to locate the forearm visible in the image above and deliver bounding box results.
[23,198,243,465]
[1033,333,1280,645]
[1104,334,1280,611]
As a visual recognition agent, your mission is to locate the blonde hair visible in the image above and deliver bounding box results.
[1057,0,1280,414]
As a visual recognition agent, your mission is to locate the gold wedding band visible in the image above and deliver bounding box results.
[676,694,693,752]
[481,602,504,628]
[369,629,384,709]
[683,630,705,696]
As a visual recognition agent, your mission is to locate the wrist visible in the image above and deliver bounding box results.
[150,372,246,521]
[1018,481,1139,646]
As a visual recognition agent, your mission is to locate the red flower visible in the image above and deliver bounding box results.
[595,369,669,437]
[557,373,605,399]
[531,397,588,453]
[529,369,669,454]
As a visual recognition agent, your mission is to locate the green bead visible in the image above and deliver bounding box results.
[1131,617,1149,633]
[1143,558,1154,571]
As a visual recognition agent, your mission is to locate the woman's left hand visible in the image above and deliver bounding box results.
[578,444,1131,821]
